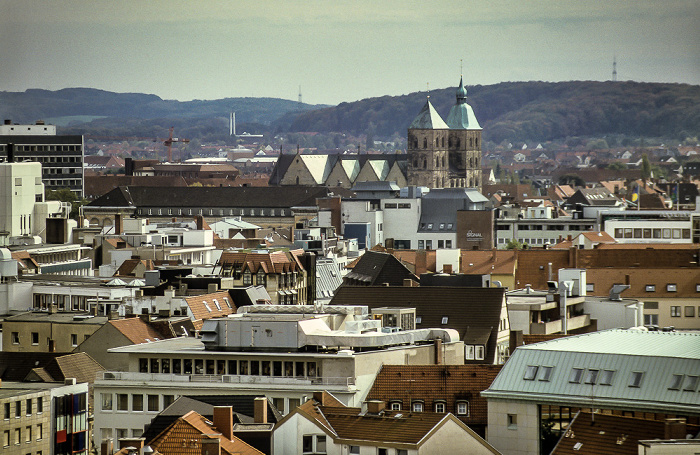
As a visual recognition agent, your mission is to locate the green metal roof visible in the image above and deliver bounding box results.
[409,98,448,129]
[446,77,481,130]
[483,329,700,415]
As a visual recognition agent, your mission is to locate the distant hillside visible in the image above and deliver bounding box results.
[0,88,323,139]
[282,81,700,144]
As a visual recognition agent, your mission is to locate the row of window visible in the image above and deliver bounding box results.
[387,400,469,415]
[101,393,174,413]
[303,434,409,455]
[383,203,412,209]
[2,424,43,447]
[669,374,699,391]
[137,357,318,378]
[7,145,80,153]
[10,332,86,347]
[45,179,81,187]
[524,365,641,387]
[34,293,91,311]
[417,239,453,249]
[201,297,232,312]
[3,398,43,419]
[613,227,691,240]
[420,222,454,230]
[142,207,288,217]
[670,306,700,317]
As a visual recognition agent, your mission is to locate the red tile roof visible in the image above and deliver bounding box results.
[109,318,167,344]
[184,291,236,330]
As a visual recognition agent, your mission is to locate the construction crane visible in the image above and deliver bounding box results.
[163,127,190,162]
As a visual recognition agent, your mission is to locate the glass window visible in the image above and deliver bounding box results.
[132,395,143,411]
[441,316,449,324]
[629,371,644,388]
[683,375,699,392]
[147,395,159,412]
[251,361,260,375]
[163,395,175,408]
[540,366,553,382]
[350,446,360,454]
[25,399,31,415]
[669,374,684,390]
[645,285,655,292]
[475,345,485,360]
[686,306,695,317]
[101,394,113,411]
[569,368,584,384]
[37,398,42,413]
[434,402,445,413]
[117,394,128,411]
[600,370,615,385]
[667,284,677,292]
[585,369,599,385]
[302,435,313,453]
[239,360,249,375]
[162,358,170,373]
[31,332,39,345]
[316,435,326,453]
[390,402,401,411]
[523,366,538,380]
[671,306,681,317]
[412,402,423,412]
[456,402,469,415]
[194,359,203,374]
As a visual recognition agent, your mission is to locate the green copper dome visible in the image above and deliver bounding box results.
[446,77,481,130]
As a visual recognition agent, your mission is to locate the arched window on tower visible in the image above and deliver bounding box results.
[441,137,445,148]
[296,176,300,185]
[423,158,427,169]
[469,137,473,147]
[435,157,439,168]
[475,138,479,147]
[423,138,428,149]
[456,138,461,148]
[442,156,445,168]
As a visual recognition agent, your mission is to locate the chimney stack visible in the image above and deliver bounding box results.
[434,338,443,365]
[664,418,686,439]
[115,214,123,235]
[254,397,268,424]
[366,400,385,414]
[212,406,233,440]
[312,391,326,406]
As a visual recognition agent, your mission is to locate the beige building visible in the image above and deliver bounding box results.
[3,312,106,353]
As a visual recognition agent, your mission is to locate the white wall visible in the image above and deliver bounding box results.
[0,162,44,242]
[487,399,539,455]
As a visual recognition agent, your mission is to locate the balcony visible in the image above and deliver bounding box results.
[97,371,355,389]
[530,314,591,335]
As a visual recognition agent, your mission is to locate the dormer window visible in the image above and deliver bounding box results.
[412,401,424,412]
[203,300,212,312]
[213,299,221,310]
[667,284,677,292]
[569,368,584,384]
[645,285,656,292]
[243,271,252,285]
[434,402,446,413]
[456,401,469,416]
[441,316,448,324]
[389,401,402,411]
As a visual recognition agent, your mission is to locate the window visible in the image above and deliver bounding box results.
[523,365,538,380]
[15,402,21,417]
[25,399,31,415]
[3,430,9,447]
[540,366,553,382]
[4,403,9,419]
[397,451,408,455]
[390,402,401,411]
[644,314,659,326]
[36,423,42,440]
[132,395,143,411]
[456,402,469,416]
[164,395,175,408]
[11,332,19,344]
[416,316,422,324]
[25,426,31,442]
[445,240,452,248]
[669,374,684,390]
[569,368,584,384]
[629,371,644,388]
[31,332,39,345]
[412,401,423,412]
[302,434,313,452]
[507,414,517,430]
[586,283,594,293]
[584,369,599,385]
[243,271,252,285]
[441,316,448,324]
[683,375,699,392]
[36,397,42,414]
[417,240,424,249]
[685,306,695,317]
[349,446,360,455]
[117,394,128,411]
[475,345,485,360]
[425,240,432,249]
[434,402,445,413]
[378,449,389,455]
[148,395,160,412]
[71,334,78,347]
[671,306,681,317]
[600,370,615,386]
[667,284,677,292]
[203,300,212,312]
[645,285,655,292]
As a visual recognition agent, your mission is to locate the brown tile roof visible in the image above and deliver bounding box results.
[219,250,303,274]
[460,249,517,275]
[586,267,700,298]
[550,412,693,455]
[366,365,502,428]
[47,352,104,384]
[323,411,450,444]
[115,258,154,277]
[579,231,615,243]
[109,318,168,344]
[148,410,263,455]
[184,291,237,330]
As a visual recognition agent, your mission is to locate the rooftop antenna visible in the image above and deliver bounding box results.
[612,56,617,82]
[298,85,302,104]
[427,82,430,99]
[460,58,463,77]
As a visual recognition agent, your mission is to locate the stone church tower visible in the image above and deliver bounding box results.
[407,77,482,190]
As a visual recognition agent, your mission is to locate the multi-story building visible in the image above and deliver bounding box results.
[92,306,464,443]
[599,209,696,244]
[482,329,700,455]
[0,120,84,195]
[1,380,89,455]
[2,312,107,353]
[494,205,597,248]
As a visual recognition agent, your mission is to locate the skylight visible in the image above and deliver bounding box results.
[584,369,599,385]
[684,375,699,392]
[203,300,212,312]
[539,366,553,382]
[629,371,644,388]
[669,374,684,390]
[524,366,538,380]
[223,297,232,308]
[599,370,614,386]
[569,368,584,384]
[213,299,221,310]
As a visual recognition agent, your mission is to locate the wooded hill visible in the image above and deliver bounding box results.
[1,82,698,145]
[283,81,700,144]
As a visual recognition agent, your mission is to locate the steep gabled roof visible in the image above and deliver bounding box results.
[343,250,418,285]
[409,98,449,129]
[184,291,236,329]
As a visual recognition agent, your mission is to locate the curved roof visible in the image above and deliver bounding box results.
[409,98,448,129]
[446,77,481,130]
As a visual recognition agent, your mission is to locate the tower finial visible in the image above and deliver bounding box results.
[612,55,617,82]
[460,58,463,77]
[427,82,430,99]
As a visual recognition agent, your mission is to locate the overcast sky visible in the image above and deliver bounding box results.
[1,0,698,105]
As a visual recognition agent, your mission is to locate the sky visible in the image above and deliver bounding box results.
[1,0,699,106]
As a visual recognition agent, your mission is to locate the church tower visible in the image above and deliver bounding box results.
[406,77,482,190]
[445,76,482,191]
[406,98,450,188]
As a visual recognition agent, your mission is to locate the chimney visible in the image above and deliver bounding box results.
[253,397,268,424]
[664,418,686,440]
[195,215,204,230]
[207,283,218,294]
[100,439,114,455]
[119,438,145,454]
[64,378,77,385]
[509,330,523,355]
[212,406,233,440]
[491,248,497,262]
[115,214,123,235]
[312,391,326,406]
[366,400,385,414]
[434,338,443,365]
[201,438,221,455]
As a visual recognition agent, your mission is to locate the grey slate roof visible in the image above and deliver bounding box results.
[409,99,449,129]
[482,329,700,415]
[88,186,333,209]
[315,257,343,300]
[329,285,506,364]
[343,251,418,286]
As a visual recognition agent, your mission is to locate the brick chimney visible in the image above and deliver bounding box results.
[664,418,686,439]
[254,397,268,424]
[212,406,233,440]
[434,338,443,365]
[195,215,204,230]
[313,391,326,406]
[366,400,385,414]
[114,214,123,235]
